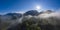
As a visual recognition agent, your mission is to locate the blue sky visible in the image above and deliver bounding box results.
[0,0,60,14]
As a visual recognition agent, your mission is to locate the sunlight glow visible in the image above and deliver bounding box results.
[36,5,41,10]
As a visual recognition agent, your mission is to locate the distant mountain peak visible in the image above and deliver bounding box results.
[24,10,39,16]
[44,10,53,13]
[39,10,54,14]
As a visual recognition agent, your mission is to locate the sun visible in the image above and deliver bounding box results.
[36,5,41,10]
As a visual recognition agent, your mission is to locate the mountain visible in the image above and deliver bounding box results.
[5,13,22,20]
[1,13,22,22]
[39,10,54,15]
[6,13,22,18]
[24,10,39,16]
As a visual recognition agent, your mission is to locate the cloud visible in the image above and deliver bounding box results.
[37,10,60,18]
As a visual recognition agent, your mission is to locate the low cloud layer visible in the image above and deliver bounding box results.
[38,11,60,18]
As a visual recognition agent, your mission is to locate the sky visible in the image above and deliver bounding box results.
[0,0,60,14]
